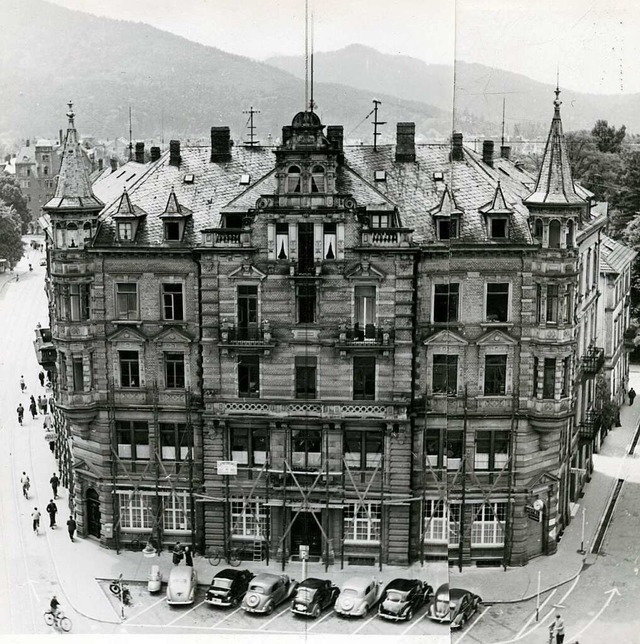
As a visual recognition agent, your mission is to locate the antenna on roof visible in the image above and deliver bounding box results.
[501,97,506,148]
[372,99,386,152]
[309,1,315,112]
[243,106,261,147]
[128,106,133,162]
[304,0,309,111]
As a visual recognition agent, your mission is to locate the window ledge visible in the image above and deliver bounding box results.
[113,319,143,326]
[343,540,381,546]
[480,322,513,329]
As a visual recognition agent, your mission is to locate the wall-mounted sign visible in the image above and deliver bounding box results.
[217,461,238,475]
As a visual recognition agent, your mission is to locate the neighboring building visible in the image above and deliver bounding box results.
[38,93,632,567]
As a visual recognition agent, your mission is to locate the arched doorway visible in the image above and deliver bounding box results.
[86,488,101,538]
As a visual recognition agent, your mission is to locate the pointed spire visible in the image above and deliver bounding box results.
[44,103,103,212]
[525,88,584,206]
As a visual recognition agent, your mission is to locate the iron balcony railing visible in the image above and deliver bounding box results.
[581,346,604,375]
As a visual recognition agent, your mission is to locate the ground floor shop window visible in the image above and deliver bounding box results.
[163,492,192,533]
[117,490,153,530]
[344,502,381,542]
[423,499,447,541]
[471,502,506,546]
[231,501,269,537]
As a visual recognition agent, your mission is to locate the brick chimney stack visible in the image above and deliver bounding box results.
[483,140,494,167]
[210,127,232,162]
[395,122,416,162]
[327,125,344,164]
[98,158,103,171]
[451,132,464,162]
[110,157,118,173]
[150,146,161,162]
[135,141,145,163]
[500,145,511,160]
[169,140,181,167]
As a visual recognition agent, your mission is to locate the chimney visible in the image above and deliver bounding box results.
[482,139,494,167]
[150,146,161,162]
[210,127,231,162]
[135,141,145,163]
[59,129,63,146]
[26,139,30,147]
[169,140,181,167]
[451,132,464,161]
[282,125,293,146]
[98,158,103,171]
[395,122,416,162]
[327,125,344,164]
[500,145,511,160]
[110,157,118,173]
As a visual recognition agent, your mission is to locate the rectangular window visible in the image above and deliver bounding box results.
[344,430,383,470]
[432,354,458,394]
[564,287,573,324]
[474,430,510,470]
[546,285,559,323]
[423,499,447,541]
[425,428,443,468]
[275,222,289,260]
[164,352,185,389]
[433,283,459,323]
[536,284,542,323]
[164,221,181,241]
[159,422,190,460]
[533,357,539,397]
[162,283,184,321]
[448,503,461,545]
[437,218,458,240]
[490,218,507,238]
[231,501,269,537]
[116,420,149,460]
[543,358,555,399]
[115,283,138,320]
[119,350,140,388]
[229,427,267,466]
[471,503,506,546]
[562,356,571,398]
[445,430,463,470]
[370,214,389,228]
[486,283,509,322]
[291,429,322,470]
[298,222,315,274]
[353,356,376,400]
[323,222,337,259]
[163,493,192,533]
[237,285,258,338]
[484,354,507,395]
[344,503,381,542]
[117,491,153,530]
[354,285,376,339]
[118,222,133,241]
[59,352,67,391]
[295,355,317,399]
[72,357,83,392]
[69,284,90,321]
[297,282,316,324]
[238,355,259,397]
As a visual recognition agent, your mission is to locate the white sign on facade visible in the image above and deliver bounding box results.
[217,461,238,475]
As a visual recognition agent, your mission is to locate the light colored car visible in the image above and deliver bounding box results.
[241,573,297,614]
[334,576,380,618]
[166,566,198,605]
[426,583,481,628]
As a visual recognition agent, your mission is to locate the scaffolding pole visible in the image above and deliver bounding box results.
[503,389,518,570]
[459,386,468,572]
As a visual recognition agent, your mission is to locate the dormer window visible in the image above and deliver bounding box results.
[159,187,192,243]
[164,221,181,241]
[113,189,146,242]
[370,214,390,228]
[489,217,508,239]
[286,165,301,193]
[437,218,458,240]
[311,165,326,193]
[118,222,133,241]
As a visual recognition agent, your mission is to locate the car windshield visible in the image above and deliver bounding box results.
[213,579,232,589]
[295,588,317,601]
[248,585,266,594]
[386,590,406,602]
[341,588,358,597]
[435,600,450,614]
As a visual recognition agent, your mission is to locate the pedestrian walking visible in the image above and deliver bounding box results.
[629,387,636,406]
[29,398,38,419]
[49,438,56,454]
[21,472,30,498]
[20,375,26,393]
[42,397,48,414]
[32,508,41,534]
[67,516,77,542]
[43,413,51,430]
[172,542,184,565]
[553,614,565,644]
[50,473,60,499]
[46,499,58,528]
[38,395,45,414]
[16,403,24,425]
[184,545,193,567]
[38,370,45,387]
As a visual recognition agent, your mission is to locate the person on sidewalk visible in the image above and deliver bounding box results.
[67,516,77,541]
[553,614,565,644]
[46,499,58,529]
[39,370,45,387]
[172,542,184,565]
[20,375,26,393]
[16,403,24,425]
[50,473,60,499]
[32,508,41,534]
[21,472,30,498]
[629,387,636,406]
[29,397,38,419]
[184,545,193,567]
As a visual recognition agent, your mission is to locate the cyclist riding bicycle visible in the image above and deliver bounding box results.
[50,596,60,618]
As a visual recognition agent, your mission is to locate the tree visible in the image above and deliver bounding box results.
[0,176,30,233]
[0,205,24,268]
[591,119,626,154]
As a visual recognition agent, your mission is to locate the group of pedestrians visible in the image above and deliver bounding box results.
[172,542,194,566]
[17,374,53,425]
[23,470,76,540]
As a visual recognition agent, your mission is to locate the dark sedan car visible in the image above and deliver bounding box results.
[377,578,433,621]
[426,583,481,629]
[205,568,254,608]
[290,578,340,618]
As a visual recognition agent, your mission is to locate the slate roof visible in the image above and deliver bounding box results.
[600,235,637,275]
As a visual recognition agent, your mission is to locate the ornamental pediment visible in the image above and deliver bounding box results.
[107,326,147,343]
[476,329,518,346]
[344,261,386,281]
[228,263,267,280]
[152,327,193,344]
[423,329,468,346]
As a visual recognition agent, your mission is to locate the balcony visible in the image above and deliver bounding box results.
[581,346,604,376]
[579,409,597,441]
[335,322,394,356]
[219,322,276,354]
[202,228,251,249]
[624,326,639,350]
[360,227,413,249]
[33,326,56,369]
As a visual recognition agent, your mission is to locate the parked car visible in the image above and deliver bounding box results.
[377,578,433,621]
[241,573,298,615]
[166,566,198,605]
[290,578,340,618]
[205,568,254,607]
[426,583,481,628]
[334,577,380,618]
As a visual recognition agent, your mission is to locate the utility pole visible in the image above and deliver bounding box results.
[372,99,386,152]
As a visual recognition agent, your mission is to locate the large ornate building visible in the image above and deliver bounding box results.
[37,92,634,568]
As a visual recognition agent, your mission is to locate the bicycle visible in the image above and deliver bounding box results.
[206,544,248,567]
[109,575,133,606]
[44,609,72,632]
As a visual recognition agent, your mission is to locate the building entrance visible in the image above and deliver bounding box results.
[86,488,101,538]
[291,511,322,557]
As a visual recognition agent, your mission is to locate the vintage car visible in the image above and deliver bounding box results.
[334,577,380,618]
[241,573,298,615]
[290,578,340,618]
[166,566,198,605]
[426,583,481,628]
[205,568,254,608]
[377,578,433,621]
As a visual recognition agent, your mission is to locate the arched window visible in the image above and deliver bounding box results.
[566,220,574,248]
[83,222,92,245]
[534,219,543,241]
[548,220,561,248]
[311,165,326,193]
[67,223,79,248]
[286,165,301,193]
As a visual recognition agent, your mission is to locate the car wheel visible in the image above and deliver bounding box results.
[312,604,321,618]
[266,603,274,615]
[406,608,414,621]
[460,614,467,627]
[362,604,368,616]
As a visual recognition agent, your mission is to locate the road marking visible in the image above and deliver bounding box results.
[566,588,621,643]
[126,595,167,622]
[208,605,243,628]
[257,605,290,630]
[352,611,378,634]
[306,609,334,631]
[454,605,491,643]
[400,606,430,635]
[166,600,206,625]
[28,579,41,603]
[126,622,306,634]
[514,589,557,639]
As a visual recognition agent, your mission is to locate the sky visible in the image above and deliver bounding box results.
[44,0,640,95]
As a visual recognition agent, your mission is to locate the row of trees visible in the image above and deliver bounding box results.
[0,176,30,268]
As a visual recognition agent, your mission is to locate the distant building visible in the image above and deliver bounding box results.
[38,93,635,568]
